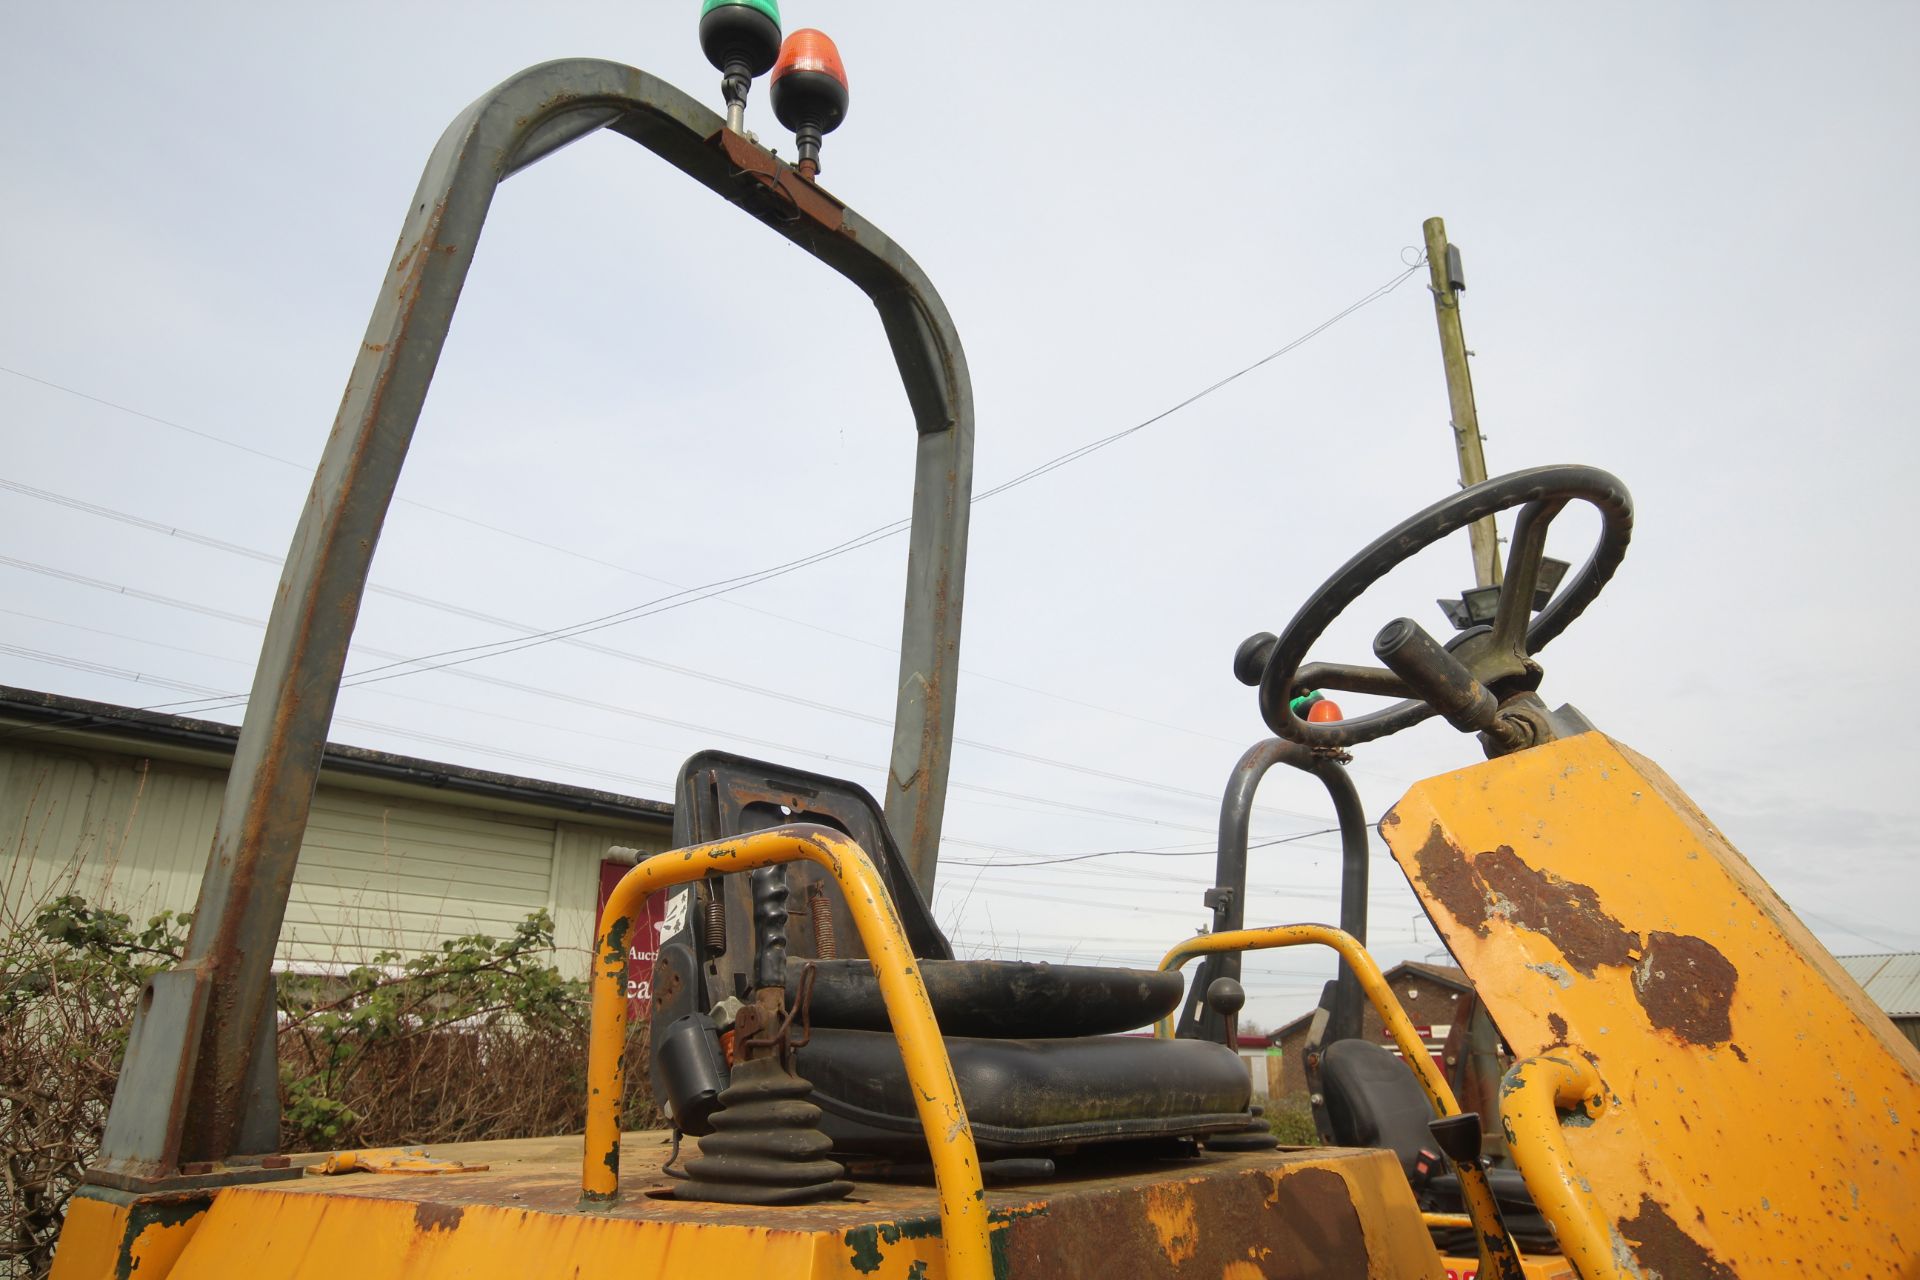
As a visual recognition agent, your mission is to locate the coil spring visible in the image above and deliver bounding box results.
[702,882,727,955]
[805,881,837,959]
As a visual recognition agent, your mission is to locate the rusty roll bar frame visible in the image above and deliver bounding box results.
[1156,925,1528,1280]
[1175,738,1369,1045]
[583,825,989,1280]
[89,57,974,1182]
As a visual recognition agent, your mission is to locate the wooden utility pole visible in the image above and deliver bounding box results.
[1423,216,1502,589]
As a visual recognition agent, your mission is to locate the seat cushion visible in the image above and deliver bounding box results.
[1322,1041,1556,1252]
[794,1029,1253,1156]
[1319,1038,1442,1179]
[789,959,1184,1039]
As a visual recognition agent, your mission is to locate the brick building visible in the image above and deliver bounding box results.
[1268,961,1472,1095]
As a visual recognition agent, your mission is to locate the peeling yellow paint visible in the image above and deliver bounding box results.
[1386,731,1920,1278]
[1143,1183,1199,1267]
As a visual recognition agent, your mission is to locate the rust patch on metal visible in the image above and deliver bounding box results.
[1414,823,1491,934]
[1546,1012,1569,1042]
[995,1161,1378,1279]
[1620,1194,1735,1279]
[1476,846,1639,977]
[1411,829,1642,980]
[994,1179,1156,1278]
[653,954,684,1005]
[1632,931,1737,1046]
[712,128,846,231]
[1256,1166,1373,1276]
[412,1200,464,1233]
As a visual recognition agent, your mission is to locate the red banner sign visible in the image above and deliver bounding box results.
[596,861,672,1012]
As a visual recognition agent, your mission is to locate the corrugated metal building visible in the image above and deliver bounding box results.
[0,686,673,980]
[1837,952,1920,1051]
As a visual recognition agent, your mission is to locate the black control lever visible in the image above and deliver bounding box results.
[750,864,790,992]
[1372,618,1529,753]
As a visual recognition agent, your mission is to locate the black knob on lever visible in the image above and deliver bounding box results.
[1373,618,1529,752]
[1206,977,1247,1017]
[1234,632,1278,687]
[1206,977,1246,1046]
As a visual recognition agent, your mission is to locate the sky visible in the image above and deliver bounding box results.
[3,2,1917,1028]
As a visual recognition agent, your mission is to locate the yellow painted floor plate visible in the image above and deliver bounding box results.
[145,1133,1448,1279]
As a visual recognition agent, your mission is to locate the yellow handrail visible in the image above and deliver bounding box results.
[1156,925,1457,1117]
[1501,1054,1625,1280]
[1157,923,1526,1280]
[581,824,991,1280]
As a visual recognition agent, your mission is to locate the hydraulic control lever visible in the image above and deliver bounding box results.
[1372,619,1530,754]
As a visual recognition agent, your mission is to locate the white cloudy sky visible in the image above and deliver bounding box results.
[4,3,1917,1027]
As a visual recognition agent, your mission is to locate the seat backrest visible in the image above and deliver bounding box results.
[649,752,951,1115]
[672,750,952,963]
[1318,1039,1435,1179]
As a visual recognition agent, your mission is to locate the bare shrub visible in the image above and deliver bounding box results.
[1,898,651,1280]
[1,895,185,1279]
[275,912,657,1149]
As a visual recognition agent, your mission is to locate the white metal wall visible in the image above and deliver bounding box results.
[0,740,669,981]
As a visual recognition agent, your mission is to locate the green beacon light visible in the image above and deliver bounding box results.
[699,0,782,133]
[1289,689,1344,723]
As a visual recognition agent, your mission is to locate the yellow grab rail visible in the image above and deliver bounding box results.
[582,824,991,1280]
[1500,1054,1625,1280]
[1156,925,1457,1117]
[1156,924,1527,1280]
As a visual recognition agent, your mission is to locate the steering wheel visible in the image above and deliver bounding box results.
[1236,464,1633,749]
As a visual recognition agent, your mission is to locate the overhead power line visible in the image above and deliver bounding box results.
[0,254,1426,744]
[5,259,1422,703]
[0,592,1335,844]
[279,261,1429,688]
[944,827,1341,869]
[971,265,1425,503]
[3,265,1430,787]
[4,477,1363,824]
[0,256,1427,809]
[0,367,1245,745]
[1,637,1355,880]
[16,625,1902,964]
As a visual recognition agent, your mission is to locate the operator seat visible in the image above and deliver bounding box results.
[1319,1038,1557,1252]
[649,751,1254,1157]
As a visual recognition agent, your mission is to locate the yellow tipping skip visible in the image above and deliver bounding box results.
[1383,730,1920,1278]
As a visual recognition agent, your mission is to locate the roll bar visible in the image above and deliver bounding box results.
[1175,739,1369,1045]
[92,58,973,1180]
